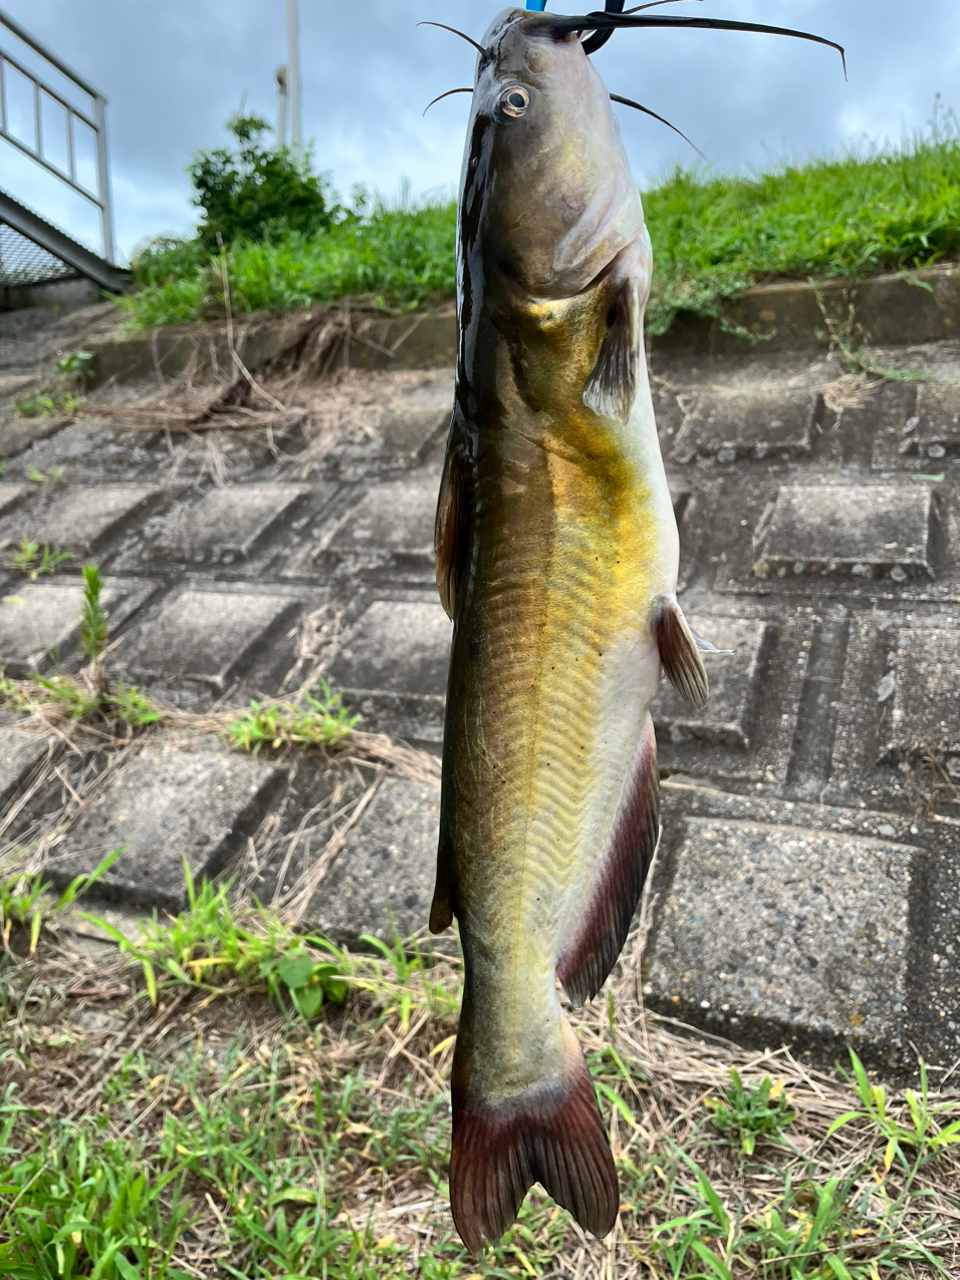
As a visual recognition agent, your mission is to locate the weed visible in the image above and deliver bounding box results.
[108,680,165,728]
[31,674,101,719]
[2,889,958,1279]
[705,1069,797,1154]
[79,564,109,667]
[830,1049,960,1160]
[0,849,124,954]
[0,1099,193,1280]
[7,538,73,579]
[223,681,357,753]
[14,389,84,420]
[54,350,95,382]
[84,862,350,1017]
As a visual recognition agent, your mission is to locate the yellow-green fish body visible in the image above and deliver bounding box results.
[431,7,708,1253]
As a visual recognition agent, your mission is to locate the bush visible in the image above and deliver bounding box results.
[188,112,341,251]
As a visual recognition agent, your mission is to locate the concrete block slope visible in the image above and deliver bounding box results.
[2,300,959,1072]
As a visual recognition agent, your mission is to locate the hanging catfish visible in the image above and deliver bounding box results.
[424,2,844,1255]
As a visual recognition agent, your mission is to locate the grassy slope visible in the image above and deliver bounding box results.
[123,124,960,334]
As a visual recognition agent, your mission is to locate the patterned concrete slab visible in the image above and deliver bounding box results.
[654,616,772,749]
[904,382,960,460]
[3,304,960,1071]
[325,474,438,562]
[374,369,453,456]
[646,812,915,1064]
[152,486,310,564]
[121,590,301,690]
[753,484,940,581]
[671,388,818,464]
[0,485,26,516]
[0,417,68,458]
[327,598,451,697]
[0,577,157,676]
[0,727,50,811]
[305,776,441,945]
[47,748,285,911]
[21,485,155,553]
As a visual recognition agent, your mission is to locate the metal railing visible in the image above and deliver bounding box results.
[0,6,115,265]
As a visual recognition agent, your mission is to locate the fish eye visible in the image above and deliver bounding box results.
[498,85,530,119]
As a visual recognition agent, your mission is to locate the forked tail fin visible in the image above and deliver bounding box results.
[449,1018,619,1254]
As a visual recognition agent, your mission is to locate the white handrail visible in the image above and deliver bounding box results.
[0,6,115,264]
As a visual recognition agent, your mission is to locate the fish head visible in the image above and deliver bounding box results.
[461,7,646,298]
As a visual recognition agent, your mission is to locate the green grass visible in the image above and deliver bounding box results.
[223,682,358,754]
[122,194,458,329]
[122,116,960,335]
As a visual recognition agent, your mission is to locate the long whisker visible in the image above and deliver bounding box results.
[424,87,474,116]
[609,93,704,157]
[570,13,846,77]
[417,21,486,58]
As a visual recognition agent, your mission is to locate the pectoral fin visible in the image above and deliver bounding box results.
[656,600,710,711]
[583,279,642,423]
[434,415,472,621]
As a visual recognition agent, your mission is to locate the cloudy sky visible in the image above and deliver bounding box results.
[1,1,957,264]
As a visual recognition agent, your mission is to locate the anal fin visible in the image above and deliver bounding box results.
[557,715,660,1007]
[656,599,710,711]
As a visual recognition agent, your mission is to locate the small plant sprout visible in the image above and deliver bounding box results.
[705,1070,798,1154]
[79,563,109,667]
[7,538,72,579]
[829,1049,960,1162]
[84,860,350,1016]
[109,680,164,728]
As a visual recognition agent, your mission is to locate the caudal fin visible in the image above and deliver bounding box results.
[449,1023,619,1254]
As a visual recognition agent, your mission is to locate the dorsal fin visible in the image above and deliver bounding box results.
[655,599,709,710]
[434,415,472,620]
[583,277,641,423]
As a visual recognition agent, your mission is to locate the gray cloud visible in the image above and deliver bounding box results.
[2,1,956,261]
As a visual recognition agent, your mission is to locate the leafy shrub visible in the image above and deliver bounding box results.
[188,112,340,251]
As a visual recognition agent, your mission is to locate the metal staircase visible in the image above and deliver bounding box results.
[0,7,128,296]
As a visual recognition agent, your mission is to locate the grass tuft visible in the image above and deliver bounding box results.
[223,682,358,753]
[6,539,73,580]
